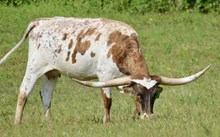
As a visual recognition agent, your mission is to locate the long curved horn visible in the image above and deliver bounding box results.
[158,65,211,85]
[72,76,132,88]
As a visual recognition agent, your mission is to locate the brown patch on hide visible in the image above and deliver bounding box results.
[37,44,41,49]
[100,89,112,123]
[85,28,97,36]
[62,33,68,40]
[68,39,73,49]
[107,31,149,78]
[90,52,96,57]
[66,51,71,62]
[71,29,96,64]
[95,33,101,41]
[72,40,91,64]
[55,45,62,53]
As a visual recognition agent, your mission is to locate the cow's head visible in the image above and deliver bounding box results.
[72,65,211,119]
[127,77,163,119]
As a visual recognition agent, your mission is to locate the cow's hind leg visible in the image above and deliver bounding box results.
[14,54,52,124]
[100,88,112,123]
[40,70,59,121]
[15,67,44,124]
[15,90,28,125]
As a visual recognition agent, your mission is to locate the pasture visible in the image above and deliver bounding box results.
[0,2,220,137]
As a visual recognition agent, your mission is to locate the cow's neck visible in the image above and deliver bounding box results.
[107,31,150,79]
[114,50,150,79]
[126,55,150,79]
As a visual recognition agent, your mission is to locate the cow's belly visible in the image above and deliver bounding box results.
[57,62,98,80]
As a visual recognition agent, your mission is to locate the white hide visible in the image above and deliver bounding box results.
[132,77,157,89]
[102,88,112,98]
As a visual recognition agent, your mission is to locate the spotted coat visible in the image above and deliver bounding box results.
[28,17,144,81]
[0,17,149,124]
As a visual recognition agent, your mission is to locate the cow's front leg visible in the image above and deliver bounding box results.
[100,88,112,123]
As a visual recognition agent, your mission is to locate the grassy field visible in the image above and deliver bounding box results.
[0,2,220,137]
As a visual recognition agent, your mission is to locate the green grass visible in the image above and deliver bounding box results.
[0,3,220,137]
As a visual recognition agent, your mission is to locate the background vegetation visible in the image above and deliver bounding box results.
[0,0,220,13]
[0,0,220,137]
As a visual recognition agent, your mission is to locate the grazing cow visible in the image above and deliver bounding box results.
[0,17,210,124]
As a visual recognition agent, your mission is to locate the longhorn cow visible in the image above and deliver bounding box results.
[0,17,210,124]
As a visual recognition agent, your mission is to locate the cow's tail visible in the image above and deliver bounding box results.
[0,22,36,65]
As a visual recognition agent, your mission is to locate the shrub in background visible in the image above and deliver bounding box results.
[0,0,219,14]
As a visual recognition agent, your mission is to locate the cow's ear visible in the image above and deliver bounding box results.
[131,77,157,89]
